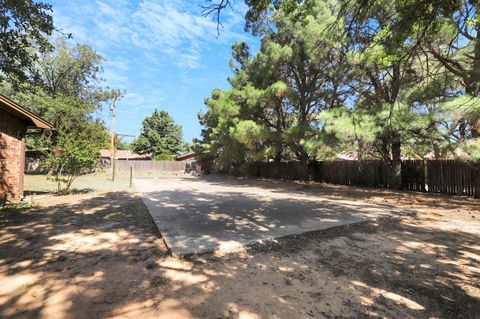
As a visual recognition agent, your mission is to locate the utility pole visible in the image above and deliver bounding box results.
[110,95,118,182]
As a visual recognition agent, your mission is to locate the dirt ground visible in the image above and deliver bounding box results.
[1,175,479,319]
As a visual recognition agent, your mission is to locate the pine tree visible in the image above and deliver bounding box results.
[134,110,183,159]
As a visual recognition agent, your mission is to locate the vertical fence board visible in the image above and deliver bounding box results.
[118,159,479,197]
[114,160,187,174]
[232,159,478,197]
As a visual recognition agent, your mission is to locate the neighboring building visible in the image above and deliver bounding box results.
[334,150,421,161]
[100,149,152,160]
[25,149,49,174]
[175,151,196,162]
[99,149,151,166]
[176,152,202,173]
[423,148,470,160]
[334,151,360,161]
[0,94,53,202]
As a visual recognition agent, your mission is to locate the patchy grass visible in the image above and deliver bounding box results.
[24,173,133,195]
[0,199,38,211]
[24,170,188,195]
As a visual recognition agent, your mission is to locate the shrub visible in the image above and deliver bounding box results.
[154,153,174,161]
[46,127,101,195]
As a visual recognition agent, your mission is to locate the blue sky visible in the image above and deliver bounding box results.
[48,0,259,143]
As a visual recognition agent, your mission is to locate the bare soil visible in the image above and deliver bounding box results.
[1,176,479,319]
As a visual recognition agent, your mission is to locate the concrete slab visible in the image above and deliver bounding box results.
[135,176,407,255]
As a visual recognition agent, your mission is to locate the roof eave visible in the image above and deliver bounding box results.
[0,94,54,130]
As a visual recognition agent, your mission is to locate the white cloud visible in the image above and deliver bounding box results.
[50,0,255,140]
[128,0,231,68]
[102,68,129,88]
[53,0,249,70]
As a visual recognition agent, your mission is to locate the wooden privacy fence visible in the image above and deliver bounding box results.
[309,160,396,189]
[232,160,480,197]
[114,160,187,174]
[312,160,478,196]
[425,160,478,196]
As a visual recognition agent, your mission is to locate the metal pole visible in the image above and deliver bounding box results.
[129,166,133,188]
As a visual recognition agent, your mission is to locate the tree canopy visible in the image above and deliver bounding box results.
[0,0,55,85]
[197,0,480,186]
[134,110,184,159]
[0,37,121,193]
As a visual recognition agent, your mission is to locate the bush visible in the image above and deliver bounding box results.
[154,153,174,161]
[46,126,102,195]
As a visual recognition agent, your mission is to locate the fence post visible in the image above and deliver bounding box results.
[112,159,116,182]
[129,166,133,188]
[475,165,480,198]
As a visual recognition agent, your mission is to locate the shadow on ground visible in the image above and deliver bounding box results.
[198,174,475,211]
[0,192,168,318]
[0,177,478,318]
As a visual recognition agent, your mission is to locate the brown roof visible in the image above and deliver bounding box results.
[176,152,196,161]
[423,148,470,160]
[0,94,54,130]
[335,151,359,161]
[100,149,151,160]
[335,150,419,161]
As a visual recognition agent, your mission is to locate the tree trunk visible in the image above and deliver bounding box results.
[432,140,440,159]
[296,150,310,181]
[301,157,309,181]
[391,136,402,190]
[467,25,480,137]
[274,140,282,163]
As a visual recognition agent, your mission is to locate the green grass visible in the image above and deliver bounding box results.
[0,199,38,211]
[24,173,133,195]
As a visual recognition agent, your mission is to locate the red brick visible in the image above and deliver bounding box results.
[0,109,27,202]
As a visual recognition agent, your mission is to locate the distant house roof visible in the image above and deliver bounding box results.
[335,151,359,161]
[100,149,151,160]
[0,94,53,130]
[423,148,470,160]
[335,150,420,161]
[176,151,196,161]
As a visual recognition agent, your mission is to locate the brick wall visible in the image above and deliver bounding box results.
[0,109,27,202]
